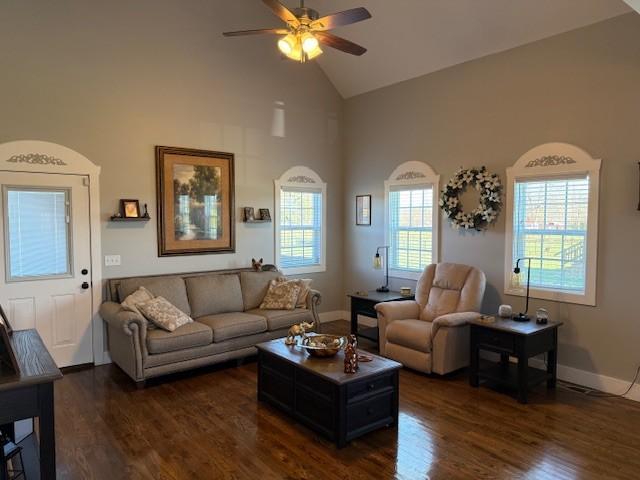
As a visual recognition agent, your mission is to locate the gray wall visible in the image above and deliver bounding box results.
[0,0,345,310]
[344,13,640,382]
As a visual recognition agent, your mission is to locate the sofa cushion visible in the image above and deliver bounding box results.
[118,276,191,316]
[248,308,313,331]
[197,312,267,343]
[260,280,301,310]
[146,321,213,355]
[185,274,244,318]
[240,271,282,311]
[137,296,194,332]
[121,286,155,318]
[386,319,433,353]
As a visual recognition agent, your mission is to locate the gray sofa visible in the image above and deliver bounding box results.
[100,268,321,385]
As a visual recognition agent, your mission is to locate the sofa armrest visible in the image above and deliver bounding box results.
[375,300,420,356]
[307,289,322,332]
[99,301,148,336]
[99,301,148,382]
[431,311,480,339]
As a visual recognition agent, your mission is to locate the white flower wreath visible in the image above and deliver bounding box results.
[439,166,502,231]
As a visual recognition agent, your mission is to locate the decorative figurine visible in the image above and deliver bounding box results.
[285,321,314,345]
[344,334,358,373]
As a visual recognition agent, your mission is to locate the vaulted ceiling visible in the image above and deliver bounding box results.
[309,0,632,98]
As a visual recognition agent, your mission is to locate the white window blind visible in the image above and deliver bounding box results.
[389,186,433,272]
[512,175,589,293]
[279,188,322,270]
[6,188,71,280]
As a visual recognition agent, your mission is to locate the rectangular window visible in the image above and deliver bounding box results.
[389,186,433,273]
[279,188,322,271]
[4,187,72,281]
[512,176,589,293]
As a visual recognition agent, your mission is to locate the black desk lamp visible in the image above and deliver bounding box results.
[513,257,532,322]
[373,246,389,292]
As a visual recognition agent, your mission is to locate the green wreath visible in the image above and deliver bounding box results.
[440,166,502,231]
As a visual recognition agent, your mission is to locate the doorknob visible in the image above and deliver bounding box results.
[81,282,90,290]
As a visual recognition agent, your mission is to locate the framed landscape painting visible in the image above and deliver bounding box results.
[156,146,235,256]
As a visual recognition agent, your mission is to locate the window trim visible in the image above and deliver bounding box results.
[384,161,440,281]
[274,166,327,275]
[504,143,601,306]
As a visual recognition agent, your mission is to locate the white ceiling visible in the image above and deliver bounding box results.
[306,0,632,98]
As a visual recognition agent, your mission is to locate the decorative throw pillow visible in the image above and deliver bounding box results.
[121,286,155,317]
[260,280,301,310]
[137,296,194,332]
[276,277,312,308]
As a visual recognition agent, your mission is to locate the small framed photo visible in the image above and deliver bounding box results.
[356,195,371,226]
[259,208,271,221]
[244,207,255,222]
[120,199,141,218]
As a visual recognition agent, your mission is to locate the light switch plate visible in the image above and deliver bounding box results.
[105,255,121,267]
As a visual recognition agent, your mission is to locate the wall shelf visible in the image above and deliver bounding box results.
[244,219,271,224]
[110,216,151,222]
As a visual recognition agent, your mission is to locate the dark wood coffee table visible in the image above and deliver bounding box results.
[256,338,402,448]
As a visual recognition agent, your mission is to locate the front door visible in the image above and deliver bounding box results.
[0,171,93,367]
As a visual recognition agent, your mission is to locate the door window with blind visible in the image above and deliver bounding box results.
[385,161,440,280]
[505,144,601,306]
[3,187,72,281]
[275,167,326,275]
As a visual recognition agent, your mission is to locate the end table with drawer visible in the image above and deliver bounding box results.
[348,291,415,346]
[469,318,562,404]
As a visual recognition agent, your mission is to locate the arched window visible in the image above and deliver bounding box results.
[275,166,326,275]
[504,143,601,306]
[384,161,440,280]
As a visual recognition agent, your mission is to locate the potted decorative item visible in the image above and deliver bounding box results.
[344,334,358,373]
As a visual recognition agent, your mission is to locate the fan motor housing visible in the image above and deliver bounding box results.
[292,7,319,22]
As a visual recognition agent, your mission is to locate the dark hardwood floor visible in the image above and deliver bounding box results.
[55,321,640,479]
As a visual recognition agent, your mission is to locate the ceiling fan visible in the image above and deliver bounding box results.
[223,0,371,63]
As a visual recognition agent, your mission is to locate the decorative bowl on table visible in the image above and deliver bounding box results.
[299,334,346,358]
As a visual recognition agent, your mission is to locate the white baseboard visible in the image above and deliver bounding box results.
[318,310,349,323]
[318,311,377,327]
[529,358,640,402]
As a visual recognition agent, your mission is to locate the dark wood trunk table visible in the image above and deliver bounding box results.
[0,330,62,480]
[469,318,562,404]
[256,338,401,448]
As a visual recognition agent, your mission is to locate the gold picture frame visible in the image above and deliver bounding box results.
[156,146,235,256]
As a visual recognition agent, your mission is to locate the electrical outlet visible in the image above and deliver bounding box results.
[104,255,121,267]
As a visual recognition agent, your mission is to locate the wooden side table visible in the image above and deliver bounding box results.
[468,318,562,404]
[0,330,62,480]
[347,291,415,346]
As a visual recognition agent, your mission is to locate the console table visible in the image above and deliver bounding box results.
[469,318,562,404]
[348,291,414,346]
[0,330,62,479]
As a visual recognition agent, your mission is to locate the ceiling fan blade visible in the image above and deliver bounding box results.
[223,28,289,37]
[315,31,367,56]
[262,0,300,27]
[310,7,371,31]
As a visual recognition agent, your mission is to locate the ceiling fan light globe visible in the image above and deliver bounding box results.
[301,33,319,53]
[277,34,296,55]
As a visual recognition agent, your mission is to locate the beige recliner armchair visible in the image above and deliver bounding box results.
[375,263,486,375]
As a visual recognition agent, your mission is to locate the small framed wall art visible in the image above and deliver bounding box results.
[120,199,141,218]
[356,195,371,226]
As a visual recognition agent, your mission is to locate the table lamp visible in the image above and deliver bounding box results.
[513,257,532,322]
[373,246,389,292]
